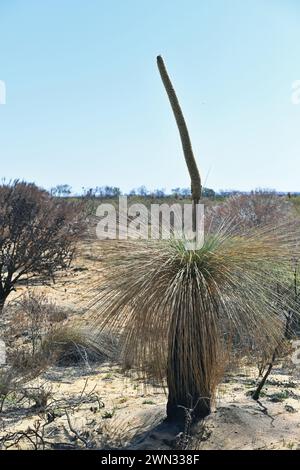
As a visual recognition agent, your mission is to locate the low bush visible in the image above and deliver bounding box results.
[41,324,119,366]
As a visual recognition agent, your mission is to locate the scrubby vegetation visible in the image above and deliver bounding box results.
[0,187,300,449]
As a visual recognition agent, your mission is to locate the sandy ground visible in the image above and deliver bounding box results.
[1,240,300,450]
[1,362,300,450]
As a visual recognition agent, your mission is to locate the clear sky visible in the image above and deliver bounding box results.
[0,0,300,194]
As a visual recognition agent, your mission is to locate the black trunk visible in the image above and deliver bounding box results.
[166,383,211,424]
[166,297,214,425]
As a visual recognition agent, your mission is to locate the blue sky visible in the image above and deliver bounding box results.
[0,0,299,194]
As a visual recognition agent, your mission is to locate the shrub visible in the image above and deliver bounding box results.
[9,292,69,356]
[207,190,291,232]
[0,368,15,412]
[0,181,83,312]
[22,384,53,410]
[41,324,119,366]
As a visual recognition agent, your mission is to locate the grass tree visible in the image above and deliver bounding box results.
[95,229,299,425]
[157,54,204,421]
[94,57,300,427]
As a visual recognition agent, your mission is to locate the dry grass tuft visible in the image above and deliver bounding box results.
[90,220,300,416]
[41,324,119,366]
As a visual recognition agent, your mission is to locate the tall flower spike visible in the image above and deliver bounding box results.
[156,55,201,206]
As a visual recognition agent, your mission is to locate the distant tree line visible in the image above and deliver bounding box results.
[50,185,296,199]
[50,184,217,199]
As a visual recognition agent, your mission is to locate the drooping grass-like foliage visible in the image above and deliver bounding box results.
[91,221,300,424]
